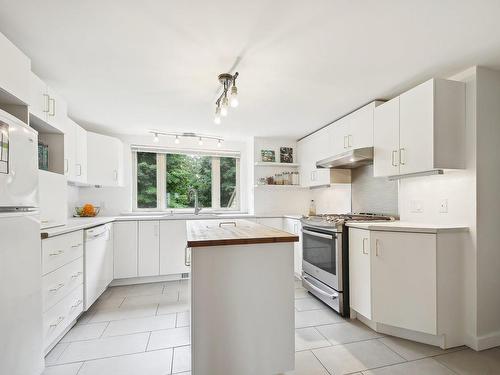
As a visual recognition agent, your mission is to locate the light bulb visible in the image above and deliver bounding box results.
[214,106,222,124]
[230,86,238,107]
[174,135,180,144]
[198,137,203,146]
[153,133,159,143]
[217,139,222,148]
[221,96,229,117]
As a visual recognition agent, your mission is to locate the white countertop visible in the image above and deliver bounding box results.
[346,221,469,233]
[40,217,116,238]
[40,214,304,238]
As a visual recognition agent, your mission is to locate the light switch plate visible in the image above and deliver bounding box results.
[410,200,423,213]
[439,199,448,213]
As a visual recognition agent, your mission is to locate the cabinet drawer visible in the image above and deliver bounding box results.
[42,231,83,275]
[43,285,83,351]
[42,257,83,312]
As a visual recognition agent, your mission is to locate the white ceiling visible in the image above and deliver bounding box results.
[1,1,500,140]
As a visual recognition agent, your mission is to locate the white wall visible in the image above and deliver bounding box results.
[475,67,500,344]
[77,134,251,215]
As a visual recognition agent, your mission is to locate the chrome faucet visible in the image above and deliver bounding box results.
[188,188,202,215]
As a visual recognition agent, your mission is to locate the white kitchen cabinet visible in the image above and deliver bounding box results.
[86,131,123,187]
[371,231,437,335]
[329,102,379,156]
[373,97,400,177]
[297,130,331,188]
[28,72,67,132]
[138,221,160,277]
[284,218,303,278]
[348,226,466,348]
[74,123,88,184]
[113,221,138,279]
[348,228,372,319]
[0,32,30,104]
[64,118,76,179]
[374,78,465,177]
[160,220,189,275]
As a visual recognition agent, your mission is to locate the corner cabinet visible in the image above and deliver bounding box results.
[374,78,465,177]
[348,226,466,348]
[86,131,123,187]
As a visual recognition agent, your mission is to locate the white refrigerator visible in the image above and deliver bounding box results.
[0,109,44,375]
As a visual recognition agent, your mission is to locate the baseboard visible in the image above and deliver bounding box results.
[110,274,188,287]
[476,329,500,350]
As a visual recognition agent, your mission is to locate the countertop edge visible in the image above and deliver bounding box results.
[346,222,469,233]
[187,235,300,248]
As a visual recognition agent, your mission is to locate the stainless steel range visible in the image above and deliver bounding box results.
[300,213,395,316]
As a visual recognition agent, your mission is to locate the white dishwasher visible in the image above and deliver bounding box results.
[84,223,113,310]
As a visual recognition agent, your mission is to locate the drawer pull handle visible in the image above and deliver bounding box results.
[71,299,83,309]
[71,272,83,279]
[71,243,82,248]
[50,316,65,328]
[49,250,64,257]
[49,283,65,292]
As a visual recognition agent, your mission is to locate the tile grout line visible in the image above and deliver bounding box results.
[145,331,152,352]
[99,321,111,339]
[310,349,334,375]
[75,361,85,375]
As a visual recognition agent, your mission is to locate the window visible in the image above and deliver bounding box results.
[133,149,240,211]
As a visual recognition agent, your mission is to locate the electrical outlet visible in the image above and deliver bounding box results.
[439,199,448,213]
[410,200,423,213]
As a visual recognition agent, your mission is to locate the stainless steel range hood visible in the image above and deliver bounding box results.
[316,147,374,169]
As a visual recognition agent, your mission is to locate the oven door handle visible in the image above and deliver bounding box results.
[302,229,335,240]
[302,276,338,300]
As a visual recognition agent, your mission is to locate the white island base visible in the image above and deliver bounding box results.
[190,242,295,375]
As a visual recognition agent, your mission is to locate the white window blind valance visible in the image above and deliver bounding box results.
[130,144,240,159]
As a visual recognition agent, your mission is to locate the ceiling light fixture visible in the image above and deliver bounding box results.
[149,131,223,147]
[214,72,239,123]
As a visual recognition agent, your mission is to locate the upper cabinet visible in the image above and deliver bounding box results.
[29,72,68,132]
[73,122,88,184]
[0,32,31,104]
[329,102,379,156]
[297,128,332,187]
[374,78,465,178]
[86,132,123,187]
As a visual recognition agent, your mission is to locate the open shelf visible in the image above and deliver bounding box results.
[254,162,299,167]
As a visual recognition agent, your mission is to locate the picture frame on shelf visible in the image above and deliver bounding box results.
[261,149,276,162]
[280,147,293,163]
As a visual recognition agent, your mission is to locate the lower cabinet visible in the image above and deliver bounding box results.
[348,228,372,319]
[138,221,160,277]
[41,231,84,352]
[113,221,138,279]
[160,220,189,275]
[284,218,303,278]
[371,230,437,335]
[349,227,464,346]
[113,220,190,279]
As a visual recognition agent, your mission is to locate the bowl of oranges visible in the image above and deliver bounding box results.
[74,203,100,217]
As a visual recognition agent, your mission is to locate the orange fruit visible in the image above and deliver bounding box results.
[82,203,95,217]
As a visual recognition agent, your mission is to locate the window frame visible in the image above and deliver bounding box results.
[132,149,240,212]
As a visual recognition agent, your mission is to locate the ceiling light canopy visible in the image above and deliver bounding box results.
[149,131,223,148]
[214,72,239,124]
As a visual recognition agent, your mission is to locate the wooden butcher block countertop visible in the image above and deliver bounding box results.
[186,219,299,247]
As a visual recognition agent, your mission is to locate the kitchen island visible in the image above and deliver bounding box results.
[186,219,299,375]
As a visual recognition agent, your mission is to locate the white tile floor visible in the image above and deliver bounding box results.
[43,279,500,375]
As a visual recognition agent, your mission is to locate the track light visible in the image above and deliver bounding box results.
[174,135,180,144]
[230,85,238,107]
[153,133,159,143]
[198,137,203,146]
[214,106,221,124]
[217,139,222,148]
